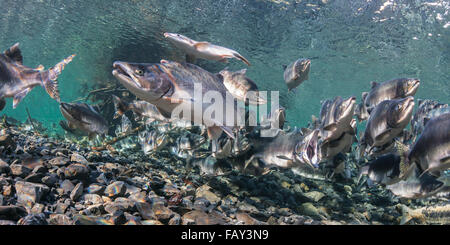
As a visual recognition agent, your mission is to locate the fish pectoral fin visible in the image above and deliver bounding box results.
[35,64,45,71]
[193,42,211,49]
[4,43,23,64]
[374,129,392,143]
[12,88,31,108]
[185,54,197,64]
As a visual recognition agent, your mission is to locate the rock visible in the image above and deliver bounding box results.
[32,165,47,174]
[237,202,259,214]
[82,204,105,216]
[55,202,69,214]
[10,163,31,178]
[136,202,156,220]
[48,157,70,167]
[0,205,27,221]
[182,210,225,225]
[73,215,114,225]
[31,203,45,214]
[109,210,127,225]
[86,184,105,195]
[60,179,75,195]
[304,191,326,202]
[0,134,15,150]
[24,173,45,183]
[48,214,73,225]
[0,159,10,174]
[168,213,181,225]
[141,220,164,225]
[15,181,50,207]
[70,153,89,165]
[104,198,135,215]
[236,212,262,225]
[17,214,48,225]
[300,203,326,220]
[64,163,89,180]
[41,174,58,187]
[2,185,12,196]
[128,191,147,203]
[195,185,221,204]
[152,203,174,221]
[83,194,104,205]
[104,181,126,198]
[70,182,84,201]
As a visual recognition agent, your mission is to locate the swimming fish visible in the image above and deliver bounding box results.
[138,130,169,154]
[386,170,445,199]
[0,43,75,110]
[408,113,450,177]
[400,203,450,225]
[247,129,320,171]
[59,102,108,138]
[360,97,415,155]
[112,60,244,153]
[319,118,357,161]
[320,96,356,143]
[163,33,250,65]
[362,78,420,114]
[283,58,311,92]
[217,68,266,105]
[112,95,168,124]
[411,100,449,140]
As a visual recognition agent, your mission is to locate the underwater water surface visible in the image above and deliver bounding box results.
[0,0,448,131]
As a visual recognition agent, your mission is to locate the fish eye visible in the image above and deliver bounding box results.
[135,69,144,76]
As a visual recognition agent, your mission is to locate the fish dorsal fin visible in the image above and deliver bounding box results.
[35,64,44,71]
[194,42,211,49]
[12,88,31,108]
[4,43,23,64]
[370,81,378,89]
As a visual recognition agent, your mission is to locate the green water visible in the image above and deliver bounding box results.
[0,0,449,131]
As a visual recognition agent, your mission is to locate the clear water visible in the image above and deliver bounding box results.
[0,0,449,131]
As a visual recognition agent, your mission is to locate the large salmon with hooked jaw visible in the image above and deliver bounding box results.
[112,59,245,153]
[0,43,75,110]
[163,33,251,66]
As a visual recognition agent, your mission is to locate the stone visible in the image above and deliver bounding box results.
[17,214,48,225]
[104,198,135,215]
[152,203,174,221]
[10,163,31,178]
[49,214,73,225]
[60,179,75,195]
[304,191,326,202]
[15,181,50,207]
[0,134,15,150]
[83,194,104,205]
[300,203,326,220]
[141,220,163,225]
[73,215,114,225]
[82,204,105,216]
[0,205,27,221]
[182,210,225,225]
[195,185,221,204]
[70,153,89,165]
[64,163,89,180]
[70,182,84,201]
[128,191,147,203]
[32,165,47,174]
[86,183,105,195]
[236,212,261,225]
[31,203,45,214]
[41,174,58,187]
[48,157,70,167]
[136,202,156,220]
[55,202,69,214]
[0,159,10,174]
[104,181,126,198]
[24,173,45,183]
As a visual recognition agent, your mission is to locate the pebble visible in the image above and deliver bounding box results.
[104,181,126,198]
[83,194,104,205]
[304,191,326,202]
[86,184,105,195]
[10,163,31,178]
[70,153,89,165]
[60,179,75,195]
[64,163,90,180]
[17,214,48,225]
[49,214,73,225]
[70,182,84,201]
[0,159,10,174]
[15,181,50,207]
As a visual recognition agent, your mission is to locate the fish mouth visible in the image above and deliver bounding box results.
[59,103,77,122]
[297,129,320,169]
[112,62,142,89]
[405,79,420,96]
[398,96,415,122]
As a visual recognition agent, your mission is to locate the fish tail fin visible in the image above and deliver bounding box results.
[112,95,130,119]
[44,54,76,102]
[233,52,251,66]
[400,205,414,225]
